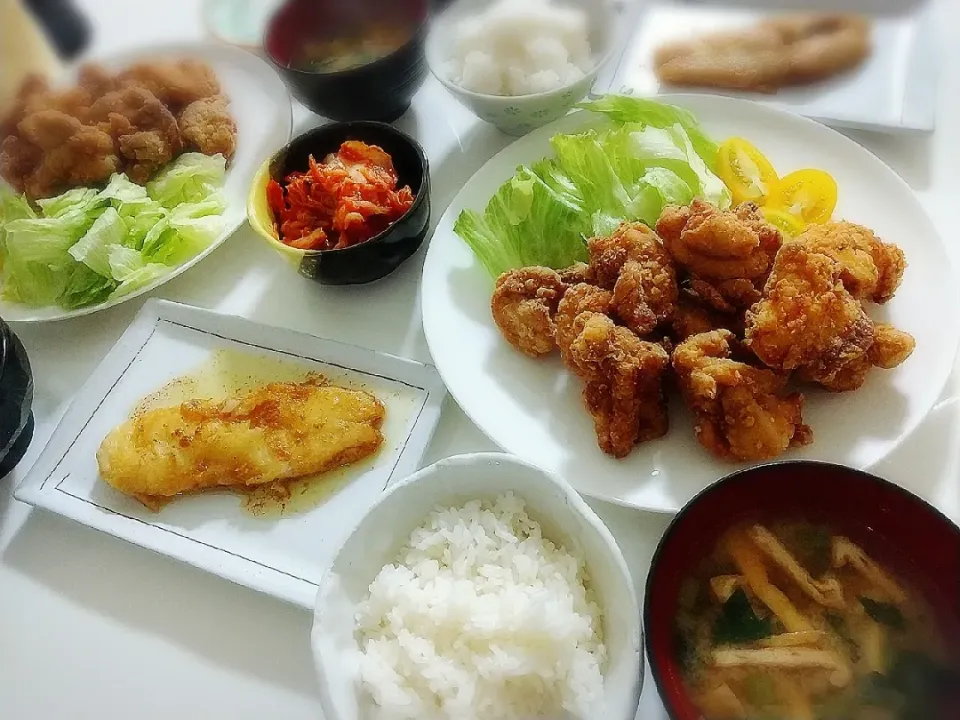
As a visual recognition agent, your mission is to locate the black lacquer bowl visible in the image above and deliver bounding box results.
[0,319,34,479]
[247,121,430,285]
[264,0,429,122]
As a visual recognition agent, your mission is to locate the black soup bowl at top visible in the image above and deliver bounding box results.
[264,0,429,122]
[247,121,430,285]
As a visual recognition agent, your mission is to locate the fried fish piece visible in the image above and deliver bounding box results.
[654,14,871,93]
[491,267,568,357]
[97,378,385,506]
[673,330,811,461]
[569,313,670,457]
[795,221,906,303]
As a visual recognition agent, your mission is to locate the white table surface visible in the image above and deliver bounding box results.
[2,1,959,717]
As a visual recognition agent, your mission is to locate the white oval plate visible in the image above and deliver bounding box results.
[421,94,960,514]
[1,42,293,322]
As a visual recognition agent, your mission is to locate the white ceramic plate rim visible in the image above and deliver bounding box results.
[14,299,448,607]
[1,42,293,323]
[421,93,960,514]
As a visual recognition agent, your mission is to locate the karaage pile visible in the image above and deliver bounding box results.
[489,206,914,462]
[1,59,237,199]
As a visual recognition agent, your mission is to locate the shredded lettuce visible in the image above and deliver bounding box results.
[0,155,227,309]
[455,96,726,277]
[147,153,226,209]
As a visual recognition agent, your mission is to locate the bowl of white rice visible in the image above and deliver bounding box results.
[426,0,618,136]
[312,452,642,720]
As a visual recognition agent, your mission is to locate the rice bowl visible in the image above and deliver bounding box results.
[312,452,642,720]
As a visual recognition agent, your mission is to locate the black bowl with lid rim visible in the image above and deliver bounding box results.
[0,318,34,478]
[264,0,430,122]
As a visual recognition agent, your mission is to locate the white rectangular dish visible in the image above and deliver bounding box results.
[600,0,938,133]
[15,300,447,609]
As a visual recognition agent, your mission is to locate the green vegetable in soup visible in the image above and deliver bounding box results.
[712,588,773,645]
[860,597,906,631]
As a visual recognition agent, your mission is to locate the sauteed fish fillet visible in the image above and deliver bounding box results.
[97,377,385,502]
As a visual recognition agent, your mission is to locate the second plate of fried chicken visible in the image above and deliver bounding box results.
[421,96,958,513]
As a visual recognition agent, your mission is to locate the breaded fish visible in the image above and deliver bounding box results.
[97,377,385,506]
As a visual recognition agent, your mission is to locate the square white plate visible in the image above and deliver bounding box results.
[600,0,938,133]
[15,300,447,608]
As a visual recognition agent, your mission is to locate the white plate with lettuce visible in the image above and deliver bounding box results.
[0,42,292,322]
[420,94,958,514]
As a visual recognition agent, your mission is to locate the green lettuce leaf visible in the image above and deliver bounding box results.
[455,98,725,277]
[1,215,87,305]
[36,187,100,218]
[454,164,589,277]
[579,95,720,171]
[59,264,116,309]
[627,125,731,209]
[110,263,170,298]
[97,173,149,204]
[147,152,226,209]
[68,207,127,277]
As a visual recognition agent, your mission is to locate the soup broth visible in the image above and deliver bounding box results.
[293,24,411,73]
[675,520,959,720]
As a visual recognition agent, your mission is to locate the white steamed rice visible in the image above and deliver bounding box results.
[355,492,606,720]
[442,0,594,97]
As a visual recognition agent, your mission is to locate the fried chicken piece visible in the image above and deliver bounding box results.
[672,293,744,342]
[0,135,41,193]
[869,324,915,369]
[587,222,677,335]
[88,87,181,183]
[654,14,871,93]
[491,267,567,357]
[568,313,670,456]
[745,243,874,384]
[688,276,762,314]
[77,63,119,97]
[178,94,237,160]
[796,222,906,303]
[1,74,51,138]
[657,200,783,283]
[673,330,811,461]
[797,322,916,392]
[118,59,221,110]
[558,262,594,286]
[97,377,385,506]
[16,110,121,198]
[555,283,613,367]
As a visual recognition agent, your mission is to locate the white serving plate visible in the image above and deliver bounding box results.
[1,42,293,322]
[420,94,959,514]
[15,300,447,608]
[601,0,938,133]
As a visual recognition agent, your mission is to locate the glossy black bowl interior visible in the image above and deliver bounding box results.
[265,0,429,122]
[268,121,430,285]
[0,319,34,479]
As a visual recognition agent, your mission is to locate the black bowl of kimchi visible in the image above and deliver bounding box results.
[0,318,34,479]
[247,121,430,285]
